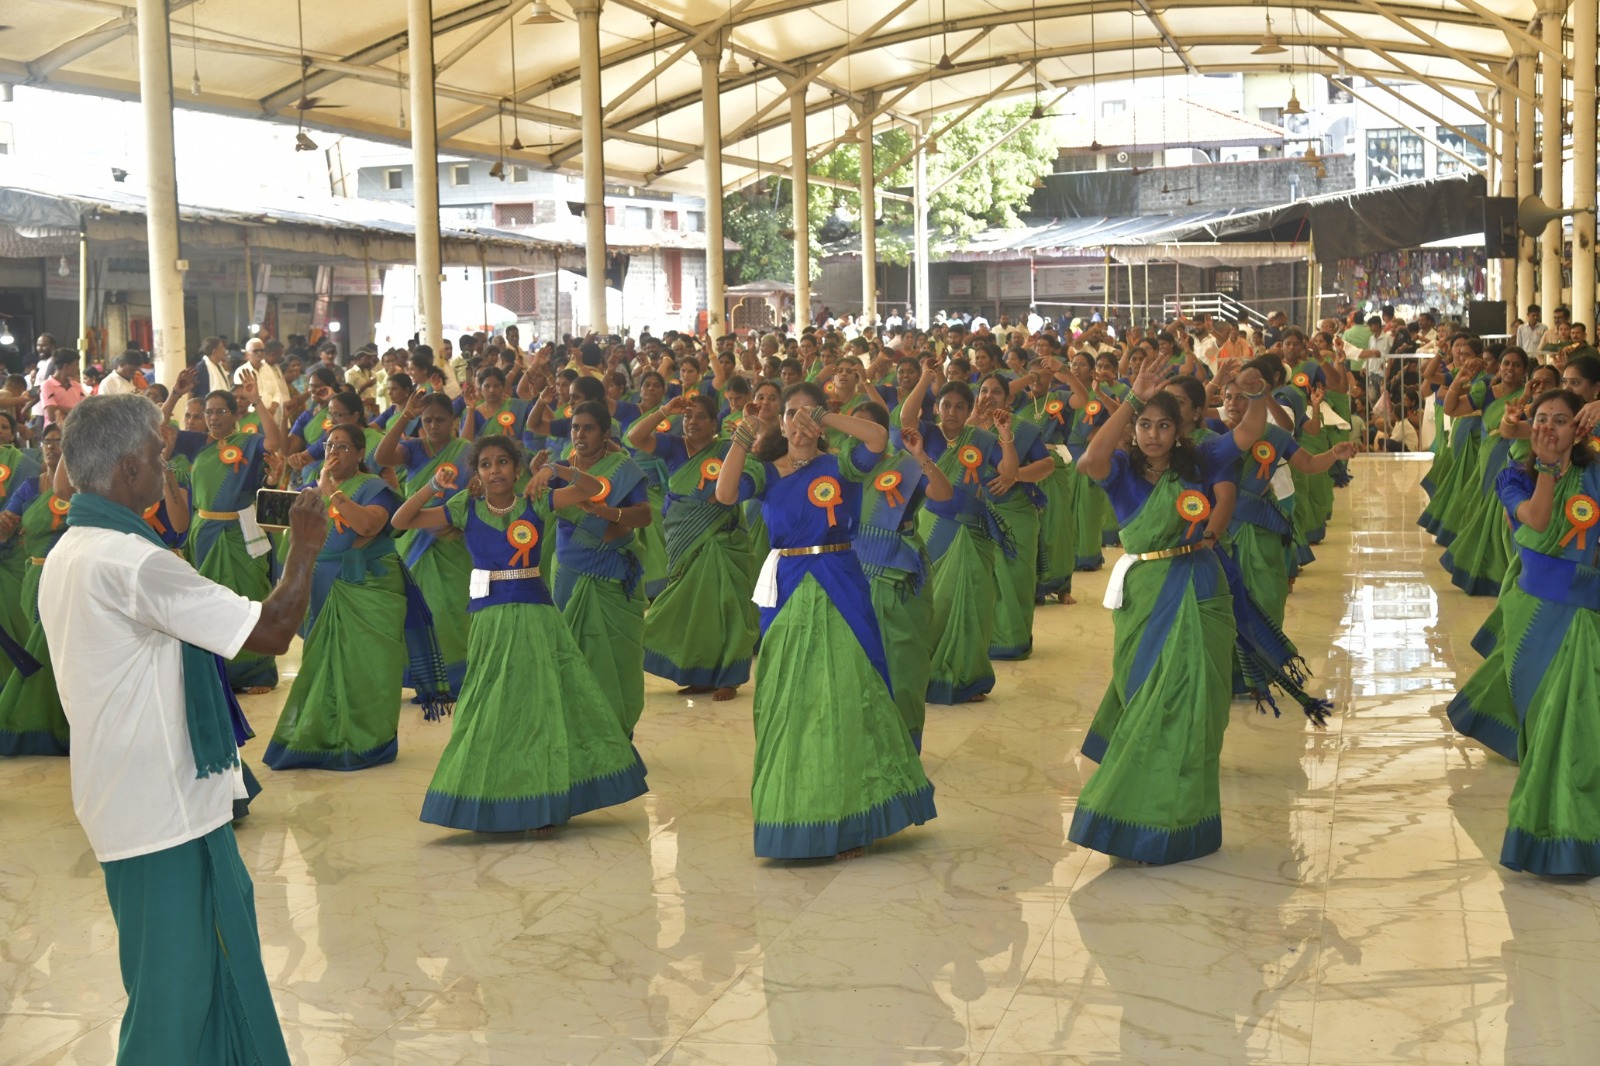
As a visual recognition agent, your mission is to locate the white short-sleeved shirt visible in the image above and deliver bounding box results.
[39,526,261,862]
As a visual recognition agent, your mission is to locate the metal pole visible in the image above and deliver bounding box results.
[1305,235,1319,328]
[697,38,727,338]
[858,99,877,325]
[1143,261,1149,324]
[243,230,254,332]
[362,238,376,339]
[1102,248,1110,320]
[1539,0,1565,311]
[789,75,811,331]
[913,117,931,329]
[77,226,91,359]
[408,0,444,354]
[573,0,609,335]
[1516,52,1538,320]
[135,0,186,387]
[1571,0,1597,328]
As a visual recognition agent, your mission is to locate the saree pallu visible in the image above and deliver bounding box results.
[1072,476,1235,865]
[989,487,1043,660]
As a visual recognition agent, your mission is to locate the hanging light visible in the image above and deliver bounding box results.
[294,130,318,151]
[926,138,940,155]
[191,70,202,96]
[489,160,506,179]
[522,1,561,25]
[722,50,742,77]
[1302,142,1320,162]
[1283,88,1305,115]
[57,256,70,278]
[1252,13,1286,55]
[937,52,955,71]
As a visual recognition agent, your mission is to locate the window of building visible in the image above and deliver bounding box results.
[1435,125,1489,176]
[687,210,704,232]
[661,210,680,231]
[1258,107,1282,126]
[625,205,652,228]
[663,250,683,310]
[1101,100,1126,117]
[1365,128,1424,186]
[604,206,617,225]
[384,168,403,190]
[511,165,529,183]
[451,163,471,186]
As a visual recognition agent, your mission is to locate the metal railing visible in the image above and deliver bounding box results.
[1161,293,1271,329]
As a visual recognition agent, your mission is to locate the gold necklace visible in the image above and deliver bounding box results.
[940,425,962,445]
[483,496,517,516]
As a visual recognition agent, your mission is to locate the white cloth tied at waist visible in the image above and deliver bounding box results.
[753,550,780,608]
[1269,463,1295,501]
[237,507,271,559]
[1101,552,1139,610]
[468,566,541,599]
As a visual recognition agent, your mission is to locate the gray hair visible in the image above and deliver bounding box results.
[61,394,162,495]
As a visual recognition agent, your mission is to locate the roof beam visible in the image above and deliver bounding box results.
[1321,73,1484,174]
[1313,47,1493,155]
[433,3,519,77]
[1130,0,1197,75]
[1450,0,1562,62]
[1345,0,1527,101]
[1312,11,1503,129]
[257,0,511,116]
[930,88,1074,197]
[25,0,198,81]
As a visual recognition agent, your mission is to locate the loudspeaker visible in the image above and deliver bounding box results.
[1483,196,1518,258]
[1468,300,1508,336]
[1517,194,1594,237]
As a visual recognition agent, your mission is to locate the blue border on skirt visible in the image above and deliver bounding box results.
[926,675,994,705]
[1501,827,1600,876]
[0,728,68,757]
[421,756,648,832]
[754,783,937,859]
[1081,729,1109,764]
[1447,564,1503,598]
[1445,695,1518,763]
[1068,807,1222,865]
[642,649,751,690]
[261,736,398,772]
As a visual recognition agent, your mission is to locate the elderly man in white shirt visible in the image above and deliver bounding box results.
[233,336,290,412]
[41,394,328,1065]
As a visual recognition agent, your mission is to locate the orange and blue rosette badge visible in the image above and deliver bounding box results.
[142,501,166,535]
[1176,489,1211,538]
[1293,373,1310,389]
[496,409,517,430]
[697,457,722,490]
[241,422,259,434]
[562,404,574,418]
[1044,398,1066,424]
[1561,494,1600,549]
[656,417,672,432]
[1084,400,1103,418]
[47,496,70,530]
[436,462,459,489]
[0,463,12,493]
[808,475,842,527]
[506,518,539,566]
[329,505,347,534]
[1251,440,1277,479]
[957,443,983,483]
[321,417,333,432]
[218,443,245,472]
[874,469,905,506]
[590,475,612,503]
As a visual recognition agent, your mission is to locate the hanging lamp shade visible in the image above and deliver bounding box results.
[722,51,742,77]
[1252,33,1286,55]
[523,1,561,25]
[1284,89,1305,115]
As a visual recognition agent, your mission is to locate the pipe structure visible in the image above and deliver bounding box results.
[1539,0,1565,311]
[573,0,609,334]
[1571,0,1597,326]
[135,0,185,386]
[697,38,726,338]
[408,0,443,354]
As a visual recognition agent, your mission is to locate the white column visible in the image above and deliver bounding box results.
[1516,51,1538,319]
[78,227,91,357]
[858,100,877,325]
[407,0,443,356]
[789,77,811,331]
[1540,0,1566,311]
[697,39,726,338]
[573,0,609,334]
[913,119,931,329]
[1494,90,1515,307]
[1571,0,1597,327]
[135,0,185,387]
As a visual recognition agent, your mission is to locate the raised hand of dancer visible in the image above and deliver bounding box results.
[1577,400,1600,435]
[1328,440,1360,461]
[1130,363,1164,402]
[901,425,928,458]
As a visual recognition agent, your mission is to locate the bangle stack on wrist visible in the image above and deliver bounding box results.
[1126,394,1147,414]
[1534,459,1564,479]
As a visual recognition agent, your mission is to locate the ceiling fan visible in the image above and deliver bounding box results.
[289,0,344,113]
[643,18,691,184]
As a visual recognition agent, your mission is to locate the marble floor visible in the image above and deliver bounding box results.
[4,455,1597,1065]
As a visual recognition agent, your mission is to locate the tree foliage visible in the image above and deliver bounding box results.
[721,101,1056,284]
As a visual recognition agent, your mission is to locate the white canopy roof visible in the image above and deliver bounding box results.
[0,0,1553,197]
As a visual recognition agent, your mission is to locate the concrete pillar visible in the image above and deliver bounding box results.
[573,0,609,334]
[1517,52,1538,320]
[407,0,443,356]
[77,227,91,358]
[789,76,811,331]
[1494,90,1515,307]
[913,118,931,329]
[1539,1,1566,311]
[135,0,185,387]
[1572,0,1597,327]
[696,38,727,338]
[858,100,877,325]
